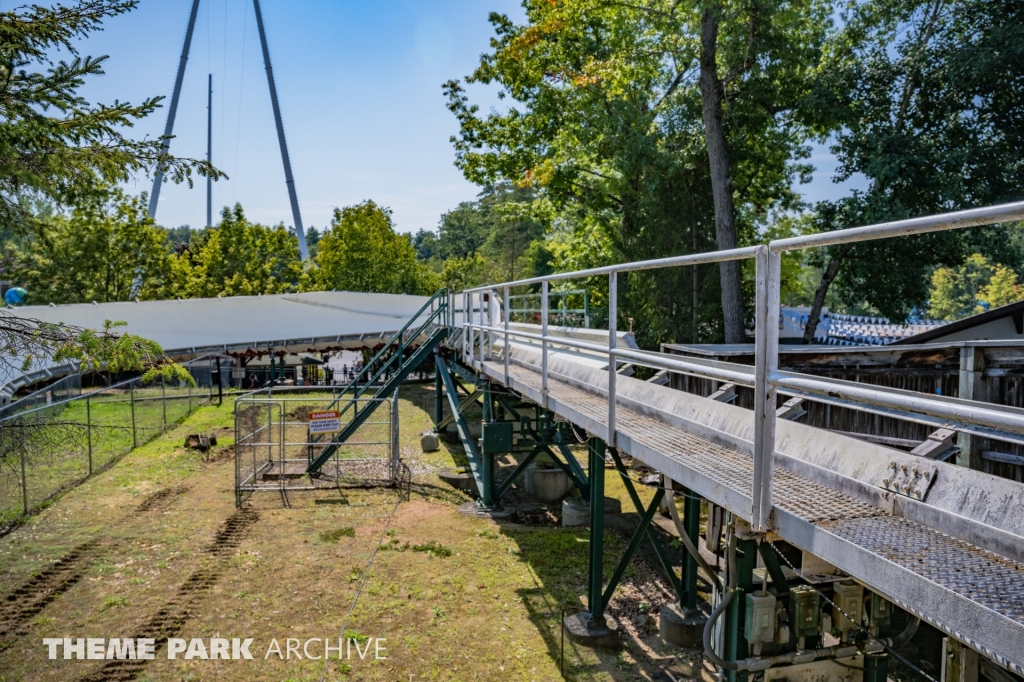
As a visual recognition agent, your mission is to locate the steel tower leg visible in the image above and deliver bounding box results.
[252,0,308,260]
[206,73,213,227]
[148,0,202,218]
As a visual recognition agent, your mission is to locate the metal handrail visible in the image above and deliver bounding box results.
[458,200,1024,533]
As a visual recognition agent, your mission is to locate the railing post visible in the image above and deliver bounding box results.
[20,446,28,515]
[752,246,778,532]
[541,280,549,407]
[161,379,167,430]
[479,290,486,366]
[503,285,510,386]
[462,292,469,363]
[608,271,617,448]
[86,396,93,476]
[129,383,137,449]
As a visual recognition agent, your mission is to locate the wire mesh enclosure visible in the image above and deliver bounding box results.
[234,387,400,506]
[0,364,215,527]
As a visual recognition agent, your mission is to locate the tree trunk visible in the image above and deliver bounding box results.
[802,252,845,344]
[699,4,745,344]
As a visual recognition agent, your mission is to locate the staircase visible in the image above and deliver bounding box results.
[306,289,450,474]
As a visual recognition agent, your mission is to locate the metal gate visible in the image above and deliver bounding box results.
[234,387,399,506]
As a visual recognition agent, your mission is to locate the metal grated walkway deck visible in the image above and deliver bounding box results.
[481,358,1024,673]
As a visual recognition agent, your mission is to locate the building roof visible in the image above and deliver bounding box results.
[891,299,1024,345]
[1,290,429,400]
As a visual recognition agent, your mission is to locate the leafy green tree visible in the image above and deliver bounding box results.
[980,266,1024,310]
[14,187,169,304]
[801,0,1024,340]
[438,202,491,260]
[0,0,222,232]
[304,226,322,259]
[927,253,993,320]
[303,201,438,295]
[168,205,302,298]
[412,229,439,262]
[445,0,827,346]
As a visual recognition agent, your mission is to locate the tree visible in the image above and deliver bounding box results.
[15,187,169,304]
[696,0,830,341]
[445,0,826,347]
[303,201,438,295]
[979,266,1024,310]
[927,253,992,320]
[412,229,439,262]
[801,0,1024,340]
[0,1,222,232]
[168,205,302,298]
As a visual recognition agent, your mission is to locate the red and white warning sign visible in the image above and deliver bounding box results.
[308,410,341,434]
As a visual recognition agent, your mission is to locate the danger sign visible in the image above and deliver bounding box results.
[308,411,341,434]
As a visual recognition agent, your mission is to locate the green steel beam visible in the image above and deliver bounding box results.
[494,446,542,500]
[725,538,758,682]
[435,355,492,506]
[587,438,606,628]
[608,448,681,596]
[436,390,482,430]
[682,486,702,609]
[757,541,790,596]
[602,487,665,611]
[434,366,443,428]
[553,436,590,499]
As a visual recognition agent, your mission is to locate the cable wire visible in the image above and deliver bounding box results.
[317,490,403,682]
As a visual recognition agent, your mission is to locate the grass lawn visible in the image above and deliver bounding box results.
[0,384,709,681]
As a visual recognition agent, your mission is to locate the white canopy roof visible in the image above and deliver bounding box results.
[1,290,429,400]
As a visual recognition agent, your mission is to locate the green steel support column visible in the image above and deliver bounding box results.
[434,361,443,428]
[682,487,701,609]
[587,437,606,629]
[482,381,492,422]
[863,654,888,682]
[725,537,757,682]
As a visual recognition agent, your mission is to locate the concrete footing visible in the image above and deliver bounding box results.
[456,500,513,519]
[526,467,574,501]
[562,496,623,526]
[563,612,620,649]
[659,603,707,647]
[439,468,478,496]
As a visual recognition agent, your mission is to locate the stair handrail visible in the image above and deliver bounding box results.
[321,288,449,424]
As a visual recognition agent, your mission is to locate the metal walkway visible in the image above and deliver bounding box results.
[479,355,1024,672]
[441,201,1024,679]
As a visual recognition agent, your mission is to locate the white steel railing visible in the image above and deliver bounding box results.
[458,201,1024,532]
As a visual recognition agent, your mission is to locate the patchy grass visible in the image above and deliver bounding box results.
[319,527,356,543]
[0,384,708,682]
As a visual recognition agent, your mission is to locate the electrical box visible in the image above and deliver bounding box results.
[833,581,864,638]
[869,592,891,632]
[482,422,514,454]
[790,585,820,639]
[744,590,777,644]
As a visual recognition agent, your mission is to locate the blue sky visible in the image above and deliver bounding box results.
[74,0,860,234]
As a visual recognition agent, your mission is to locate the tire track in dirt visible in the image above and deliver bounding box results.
[0,538,107,642]
[0,485,193,646]
[76,509,259,682]
[134,485,191,513]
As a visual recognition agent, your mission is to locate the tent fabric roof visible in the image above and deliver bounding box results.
[0,291,428,399]
[9,291,427,355]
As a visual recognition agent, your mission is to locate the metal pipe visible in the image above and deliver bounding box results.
[666,488,723,593]
[704,522,738,671]
[148,0,202,218]
[252,0,308,260]
[503,286,510,386]
[464,245,760,292]
[772,373,1024,434]
[752,246,771,531]
[541,280,549,407]
[608,271,617,448]
[206,73,213,228]
[770,202,1024,253]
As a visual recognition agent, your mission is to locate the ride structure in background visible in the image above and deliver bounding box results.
[149,0,308,260]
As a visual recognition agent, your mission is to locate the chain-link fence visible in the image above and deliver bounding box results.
[235,387,399,506]
[0,366,215,527]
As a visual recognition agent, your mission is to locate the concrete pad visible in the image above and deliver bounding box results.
[562,496,623,526]
[659,603,707,647]
[456,500,513,519]
[563,611,620,649]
